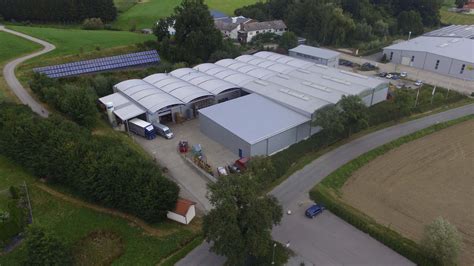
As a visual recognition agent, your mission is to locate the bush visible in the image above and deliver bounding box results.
[0,201,26,248]
[9,186,20,199]
[24,227,72,266]
[421,217,462,265]
[82,18,105,30]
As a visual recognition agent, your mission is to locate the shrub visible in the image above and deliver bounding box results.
[24,227,72,266]
[421,217,462,265]
[9,186,20,199]
[82,18,105,30]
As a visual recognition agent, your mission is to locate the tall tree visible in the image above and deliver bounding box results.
[339,95,369,136]
[173,0,223,63]
[397,10,424,35]
[278,31,298,51]
[203,174,283,265]
[312,104,345,139]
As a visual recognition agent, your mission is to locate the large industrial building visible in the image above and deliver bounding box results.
[99,51,388,156]
[383,25,474,80]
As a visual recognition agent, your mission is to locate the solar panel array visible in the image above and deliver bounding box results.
[34,50,160,78]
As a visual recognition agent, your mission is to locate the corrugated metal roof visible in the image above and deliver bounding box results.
[114,79,183,113]
[98,93,130,109]
[423,25,474,39]
[144,74,213,103]
[384,36,474,63]
[113,103,145,121]
[170,68,240,95]
[289,45,341,60]
[199,94,310,144]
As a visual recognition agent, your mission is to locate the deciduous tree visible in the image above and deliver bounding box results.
[203,174,284,265]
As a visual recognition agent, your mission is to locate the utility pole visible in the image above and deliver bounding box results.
[23,181,33,223]
[271,243,277,265]
[408,31,412,40]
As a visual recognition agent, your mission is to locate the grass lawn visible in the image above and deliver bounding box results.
[0,155,201,265]
[0,31,42,102]
[113,0,260,30]
[440,7,474,25]
[114,0,138,13]
[7,26,155,59]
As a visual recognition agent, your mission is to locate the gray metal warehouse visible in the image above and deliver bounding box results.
[99,51,389,156]
[383,25,474,80]
[199,94,310,157]
[288,45,341,68]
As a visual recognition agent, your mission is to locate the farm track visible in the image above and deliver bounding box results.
[35,183,176,237]
[0,26,52,117]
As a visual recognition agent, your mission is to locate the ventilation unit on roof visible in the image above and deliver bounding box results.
[314,64,328,69]
[254,80,269,86]
[302,81,331,93]
[439,43,449,47]
[277,74,290,80]
[450,39,460,43]
[279,88,310,101]
[466,27,472,30]
[296,69,311,74]
[340,70,368,79]
[322,75,351,85]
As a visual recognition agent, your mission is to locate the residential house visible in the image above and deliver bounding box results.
[237,20,287,44]
[214,16,253,40]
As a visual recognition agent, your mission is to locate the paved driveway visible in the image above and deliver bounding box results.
[1,26,53,117]
[134,119,238,213]
[178,103,474,266]
[340,53,474,95]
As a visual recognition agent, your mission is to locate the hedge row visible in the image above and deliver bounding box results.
[310,115,474,266]
[0,103,179,223]
[0,0,117,23]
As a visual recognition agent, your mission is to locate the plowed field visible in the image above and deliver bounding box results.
[342,119,474,265]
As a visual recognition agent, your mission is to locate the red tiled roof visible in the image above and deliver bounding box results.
[173,198,196,216]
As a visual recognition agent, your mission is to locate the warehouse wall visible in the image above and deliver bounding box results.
[448,59,474,80]
[296,122,311,141]
[267,127,298,155]
[251,140,268,156]
[215,89,241,103]
[199,114,251,157]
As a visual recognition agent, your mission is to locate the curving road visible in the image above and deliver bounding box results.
[178,103,474,266]
[1,25,54,117]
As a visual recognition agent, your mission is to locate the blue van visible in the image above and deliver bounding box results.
[305,204,325,218]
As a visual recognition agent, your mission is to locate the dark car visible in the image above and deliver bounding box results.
[305,204,325,218]
[378,72,387,77]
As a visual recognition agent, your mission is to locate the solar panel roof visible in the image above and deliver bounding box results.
[33,50,160,78]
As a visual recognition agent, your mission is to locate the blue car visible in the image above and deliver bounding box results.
[305,204,325,218]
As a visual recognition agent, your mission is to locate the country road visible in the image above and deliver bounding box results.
[1,25,54,117]
[178,103,474,266]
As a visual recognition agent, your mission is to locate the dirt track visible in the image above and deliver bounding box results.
[342,119,474,265]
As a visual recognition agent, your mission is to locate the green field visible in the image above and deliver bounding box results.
[113,0,260,30]
[0,31,42,101]
[114,0,138,13]
[7,26,155,59]
[0,156,200,265]
[440,7,474,25]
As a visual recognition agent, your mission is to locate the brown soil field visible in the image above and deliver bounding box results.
[341,119,474,265]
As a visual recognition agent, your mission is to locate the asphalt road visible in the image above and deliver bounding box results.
[1,26,54,117]
[178,103,474,266]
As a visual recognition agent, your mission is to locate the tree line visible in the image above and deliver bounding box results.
[0,0,117,23]
[235,0,443,48]
[0,103,179,223]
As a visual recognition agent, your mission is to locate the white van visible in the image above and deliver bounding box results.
[152,122,174,139]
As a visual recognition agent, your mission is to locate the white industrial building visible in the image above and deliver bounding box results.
[383,25,474,80]
[289,45,341,68]
[99,51,388,156]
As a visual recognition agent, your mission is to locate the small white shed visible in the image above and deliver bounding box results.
[167,198,196,225]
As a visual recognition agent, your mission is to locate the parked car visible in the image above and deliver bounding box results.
[415,80,423,86]
[152,122,174,139]
[360,62,376,71]
[305,204,325,218]
[339,59,354,67]
[400,71,407,77]
[378,72,387,77]
[234,157,249,172]
[391,74,400,80]
[385,73,393,79]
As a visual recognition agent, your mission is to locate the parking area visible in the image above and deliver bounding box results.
[133,118,238,212]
